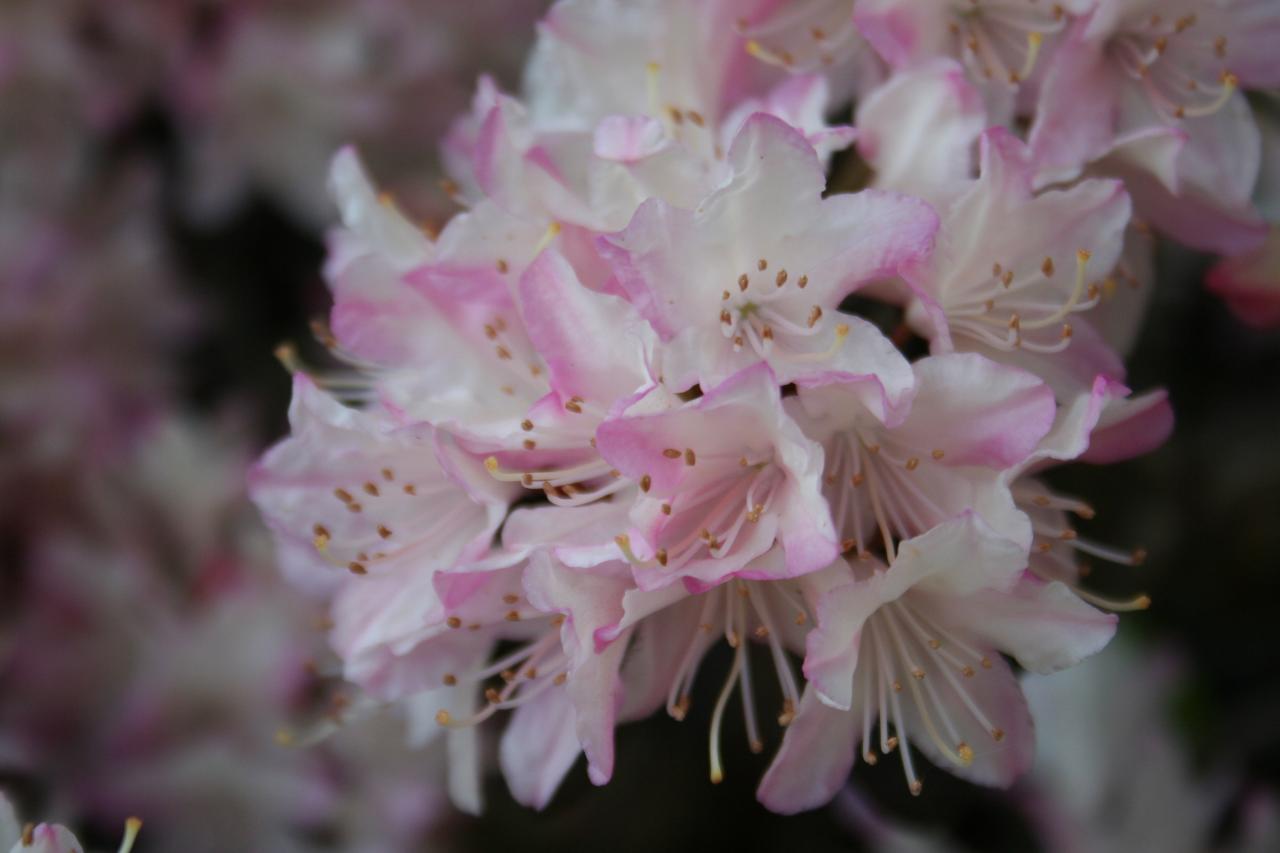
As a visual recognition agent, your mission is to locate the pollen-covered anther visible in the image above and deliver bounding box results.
[442,673,457,686]
[905,457,919,471]
[931,449,945,460]
[565,396,584,414]
[312,524,330,551]
[347,561,367,575]
[655,548,669,566]
[376,524,392,539]
[775,269,788,287]
[663,448,682,459]
[640,474,652,492]
[446,616,462,629]
[521,419,534,431]
[1042,256,1055,277]
[684,448,696,466]
[777,699,796,726]
[807,306,822,328]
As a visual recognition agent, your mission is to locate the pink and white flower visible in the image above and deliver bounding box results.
[601,113,937,390]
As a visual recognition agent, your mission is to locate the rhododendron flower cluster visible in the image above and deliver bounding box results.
[253,0,1276,815]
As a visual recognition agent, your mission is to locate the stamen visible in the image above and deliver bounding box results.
[118,818,143,853]
[1012,32,1044,83]
[708,639,744,784]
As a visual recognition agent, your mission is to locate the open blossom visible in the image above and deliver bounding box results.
[602,114,936,389]
[1030,0,1279,253]
[856,1,1085,83]
[246,0,1209,820]
[598,363,838,591]
[250,376,514,589]
[902,128,1132,399]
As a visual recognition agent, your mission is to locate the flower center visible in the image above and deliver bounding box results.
[717,260,848,362]
[946,248,1095,354]
[949,0,1060,85]
[1109,13,1237,121]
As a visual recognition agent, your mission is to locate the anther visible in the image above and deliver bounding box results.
[775,269,788,287]
[640,474,652,492]
[443,673,457,686]
[738,273,749,291]
[797,275,808,288]
[807,306,822,328]
[447,616,462,629]
[663,448,682,459]
[521,419,534,431]
[757,258,768,271]
[1042,256,1055,277]
[347,562,367,575]
[377,524,392,539]
[684,448,696,466]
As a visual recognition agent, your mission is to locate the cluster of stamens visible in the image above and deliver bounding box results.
[718,258,849,361]
[948,0,1062,85]
[616,447,786,572]
[1111,12,1237,121]
[948,248,1096,353]
[1015,481,1151,612]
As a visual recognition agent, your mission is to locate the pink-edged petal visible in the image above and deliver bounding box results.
[566,635,629,785]
[756,686,859,814]
[1079,389,1174,464]
[945,572,1117,674]
[893,512,1029,599]
[1206,226,1280,329]
[856,58,985,202]
[892,353,1056,468]
[792,314,917,427]
[503,499,633,568]
[1020,375,1128,471]
[327,146,432,273]
[854,0,949,69]
[517,249,652,407]
[1029,23,1121,186]
[802,562,879,710]
[499,686,582,810]
[523,554,632,785]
